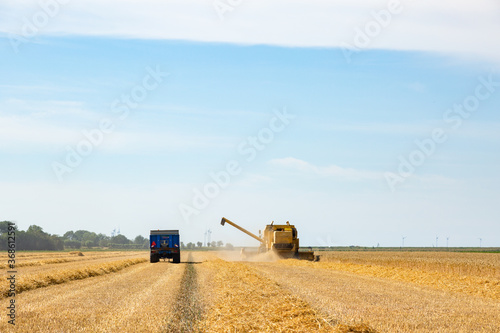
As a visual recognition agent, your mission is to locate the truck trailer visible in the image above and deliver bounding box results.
[150,230,180,263]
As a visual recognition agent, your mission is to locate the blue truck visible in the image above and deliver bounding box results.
[150,230,181,263]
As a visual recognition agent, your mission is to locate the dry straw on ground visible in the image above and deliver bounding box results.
[0,258,185,333]
[0,257,146,297]
[197,258,375,333]
[281,253,500,300]
[319,251,500,278]
[0,251,141,269]
[164,253,203,333]
[248,258,500,333]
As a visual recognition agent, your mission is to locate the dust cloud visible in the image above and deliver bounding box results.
[216,249,281,262]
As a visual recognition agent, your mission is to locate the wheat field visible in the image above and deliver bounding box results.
[1,250,499,332]
[281,252,500,300]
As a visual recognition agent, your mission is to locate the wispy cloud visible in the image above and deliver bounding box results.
[0,100,233,153]
[308,121,436,137]
[269,157,461,192]
[99,131,233,153]
[0,115,78,150]
[0,114,233,153]
[304,120,500,143]
[1,0,499,65]
[269,157,381,181]
[0,98,92,119]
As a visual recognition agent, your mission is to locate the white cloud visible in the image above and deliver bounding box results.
[268,157,462,189]
[0,99,100,151]
[0,114,232,153]
[1,0,499,65]
[0,99,233,153]
[269,157,381,181]
[0,116,74,149]
[100,131,232,153]
[0,98,91,119]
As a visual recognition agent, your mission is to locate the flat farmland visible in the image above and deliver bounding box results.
[1,251,499,332]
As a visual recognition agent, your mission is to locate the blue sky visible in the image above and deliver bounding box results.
[1,0,499,247]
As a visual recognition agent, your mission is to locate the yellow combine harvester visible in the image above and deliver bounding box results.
[221,217,317,261]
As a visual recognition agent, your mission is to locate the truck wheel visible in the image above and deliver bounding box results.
[173,253,181,263]
[150,254,158,263]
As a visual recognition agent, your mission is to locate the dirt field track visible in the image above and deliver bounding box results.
[1,250,499,332]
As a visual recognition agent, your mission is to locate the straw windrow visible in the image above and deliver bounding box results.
[1,257,147,297]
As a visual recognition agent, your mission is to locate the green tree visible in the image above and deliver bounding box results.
[96,233,109,246]
[63,231,75,240]
[0,221,15,234]
[64,240,82,249]
[27,225,44,234]
[73,230,87,241]
[18,225,63,250]
[111,234,130,245]
[0,221,15,250]
[134,235,146,244]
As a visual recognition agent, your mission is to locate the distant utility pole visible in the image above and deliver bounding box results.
[402,236,406,248]
[207,229,212,246]
[436,236,439,247]
[479,238,482,248]
[446,237,449,249]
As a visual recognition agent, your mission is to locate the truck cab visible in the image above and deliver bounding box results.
[150,230,180,263]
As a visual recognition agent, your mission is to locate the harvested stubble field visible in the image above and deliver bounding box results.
[1,250,499,332]
[0,251,140,270]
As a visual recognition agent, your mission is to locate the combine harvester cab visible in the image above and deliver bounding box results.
[262,222,316,261]
[150,230,181,263]
[221,217,318,261]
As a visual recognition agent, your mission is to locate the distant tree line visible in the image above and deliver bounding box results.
[181,240,233,250]
[0,223,64,251]
[0,221,235,251]
[0,221,148,251]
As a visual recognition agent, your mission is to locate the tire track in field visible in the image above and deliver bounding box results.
[94,260,185,332]
[165,252,203,333]
[196,258,374,333]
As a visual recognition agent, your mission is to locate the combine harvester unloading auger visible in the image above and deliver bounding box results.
[221,217,319,261]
